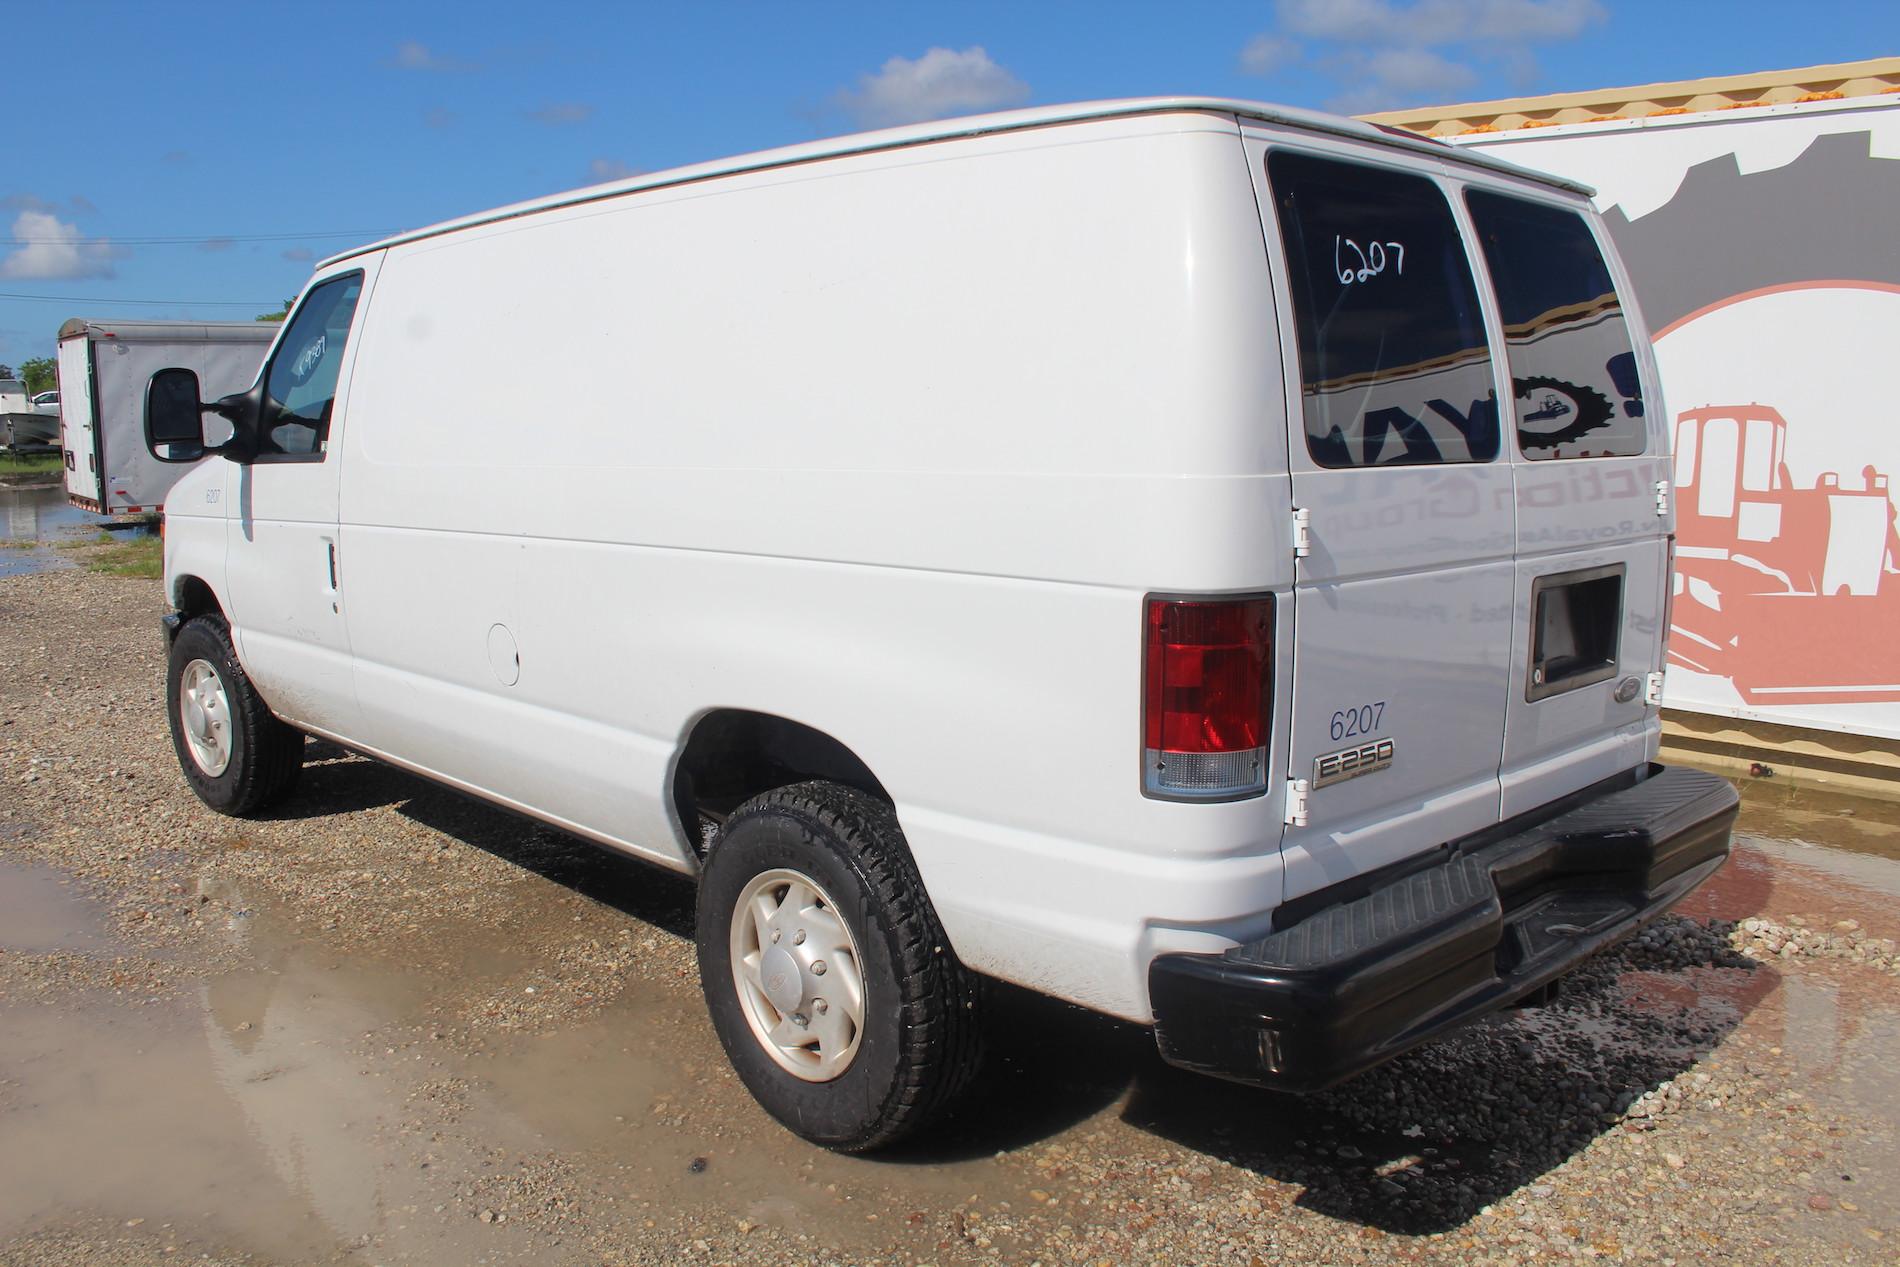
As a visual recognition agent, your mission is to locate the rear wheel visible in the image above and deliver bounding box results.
[166,616,304,815]
[696,781,983,1151]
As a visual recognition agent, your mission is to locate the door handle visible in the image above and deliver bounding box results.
[322,536,338,592]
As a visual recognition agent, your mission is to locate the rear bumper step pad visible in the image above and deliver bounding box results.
[1148,764,1739,1091]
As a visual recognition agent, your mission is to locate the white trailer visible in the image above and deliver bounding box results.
[57,319,275,515]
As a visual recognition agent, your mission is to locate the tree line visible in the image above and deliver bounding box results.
[0,357,56,395]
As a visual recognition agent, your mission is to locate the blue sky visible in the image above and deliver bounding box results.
[4,0,1895,368]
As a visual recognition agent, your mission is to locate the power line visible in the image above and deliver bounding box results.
[1,230,394,246]
[0,291,275,307]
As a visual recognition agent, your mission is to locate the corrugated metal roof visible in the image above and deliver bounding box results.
[1360,56,1900,138]
[319,95,1590,268]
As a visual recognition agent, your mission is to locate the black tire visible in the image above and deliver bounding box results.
[165,615,304,816]
[696,781,984,1151]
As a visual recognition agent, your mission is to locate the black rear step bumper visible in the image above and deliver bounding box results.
[1148,764,1739,1092]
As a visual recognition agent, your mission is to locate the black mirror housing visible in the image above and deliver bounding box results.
[145,367,208,463]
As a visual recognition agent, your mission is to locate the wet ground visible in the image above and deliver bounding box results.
[0,484,148,578]
[3,568,1898,1265]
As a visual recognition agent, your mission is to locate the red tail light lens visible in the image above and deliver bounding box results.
[1143,596,1273,799]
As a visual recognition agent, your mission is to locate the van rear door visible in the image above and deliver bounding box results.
[1459,186,1670,815]
[1246,137,1516,902]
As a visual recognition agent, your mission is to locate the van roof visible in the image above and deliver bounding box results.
[319,96,1593,269]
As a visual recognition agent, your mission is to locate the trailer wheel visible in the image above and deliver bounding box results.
[696,781,984,1151]
[165,615,303,816]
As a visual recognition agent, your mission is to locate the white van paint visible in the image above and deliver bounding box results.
[152,99,1735,1139]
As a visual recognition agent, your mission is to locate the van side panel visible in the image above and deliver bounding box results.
[335,115,1292,1018]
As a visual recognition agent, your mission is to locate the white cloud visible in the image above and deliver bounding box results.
[281,247,315,263]
[1245,0,1603,112]
[0,210,122,280]
[1327,47,1480,113]
[1278,0,1604,46]
[527,102,594,126]
[832,46,1030,130]
[1240,34,1302,75]
[587,158,642,182]
[388,41,474,72]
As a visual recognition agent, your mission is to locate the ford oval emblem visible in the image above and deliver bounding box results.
[1614,675,1641,703]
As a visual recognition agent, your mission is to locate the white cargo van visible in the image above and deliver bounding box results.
[144,98,1738,1150]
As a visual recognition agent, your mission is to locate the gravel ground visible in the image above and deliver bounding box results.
[3,565,1899,1266]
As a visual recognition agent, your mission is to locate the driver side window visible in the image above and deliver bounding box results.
[258,272,364,459]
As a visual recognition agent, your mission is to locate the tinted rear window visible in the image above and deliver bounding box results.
[1465,191,1646,459]
[1269,151,1500,468]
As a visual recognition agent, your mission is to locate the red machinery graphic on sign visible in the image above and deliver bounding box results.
[1669,403,1900,703]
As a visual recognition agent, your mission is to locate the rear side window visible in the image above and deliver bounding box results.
[1465,191,1646,459]
[1269,151,1499,467]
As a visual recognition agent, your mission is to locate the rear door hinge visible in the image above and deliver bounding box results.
[1284,777,1311,827]
[1292,506,1312,558]
[1645,670,1666,707]
[1655,480,1670,517]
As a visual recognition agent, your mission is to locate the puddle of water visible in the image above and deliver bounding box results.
[1735,781,1900,860]
[0,858,118,955]
[1725,782,1900,908]
[0,1003,355,1261]
[1829,1007,1900,1221]
[0,483,149,577]
[0,860,993,1260]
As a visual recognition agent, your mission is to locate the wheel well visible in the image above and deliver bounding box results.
[172,575,224,622]
[673,710,891,855]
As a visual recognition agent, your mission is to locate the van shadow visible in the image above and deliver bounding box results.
[263,748,1769,1234]
[266,744,698,939]
[915,924,1769,1235]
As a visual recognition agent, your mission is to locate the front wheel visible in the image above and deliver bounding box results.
[696,781,983,1151]
[165,615,304,815]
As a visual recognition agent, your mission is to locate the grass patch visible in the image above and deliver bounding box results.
[52,532,115,551]
[84,533,162,579]
[0,451,62,476]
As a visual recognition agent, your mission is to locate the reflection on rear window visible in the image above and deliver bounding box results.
[1465,191,1646,460]
[1269,150,1500,467]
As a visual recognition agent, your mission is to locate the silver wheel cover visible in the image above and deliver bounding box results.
[728,867,866,1082]
[178,657,233,777]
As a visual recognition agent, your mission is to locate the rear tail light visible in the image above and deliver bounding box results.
[1143,595,1273,800]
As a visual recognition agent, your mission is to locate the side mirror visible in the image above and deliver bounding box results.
[145,368,207,463]
[145,369,261,463]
